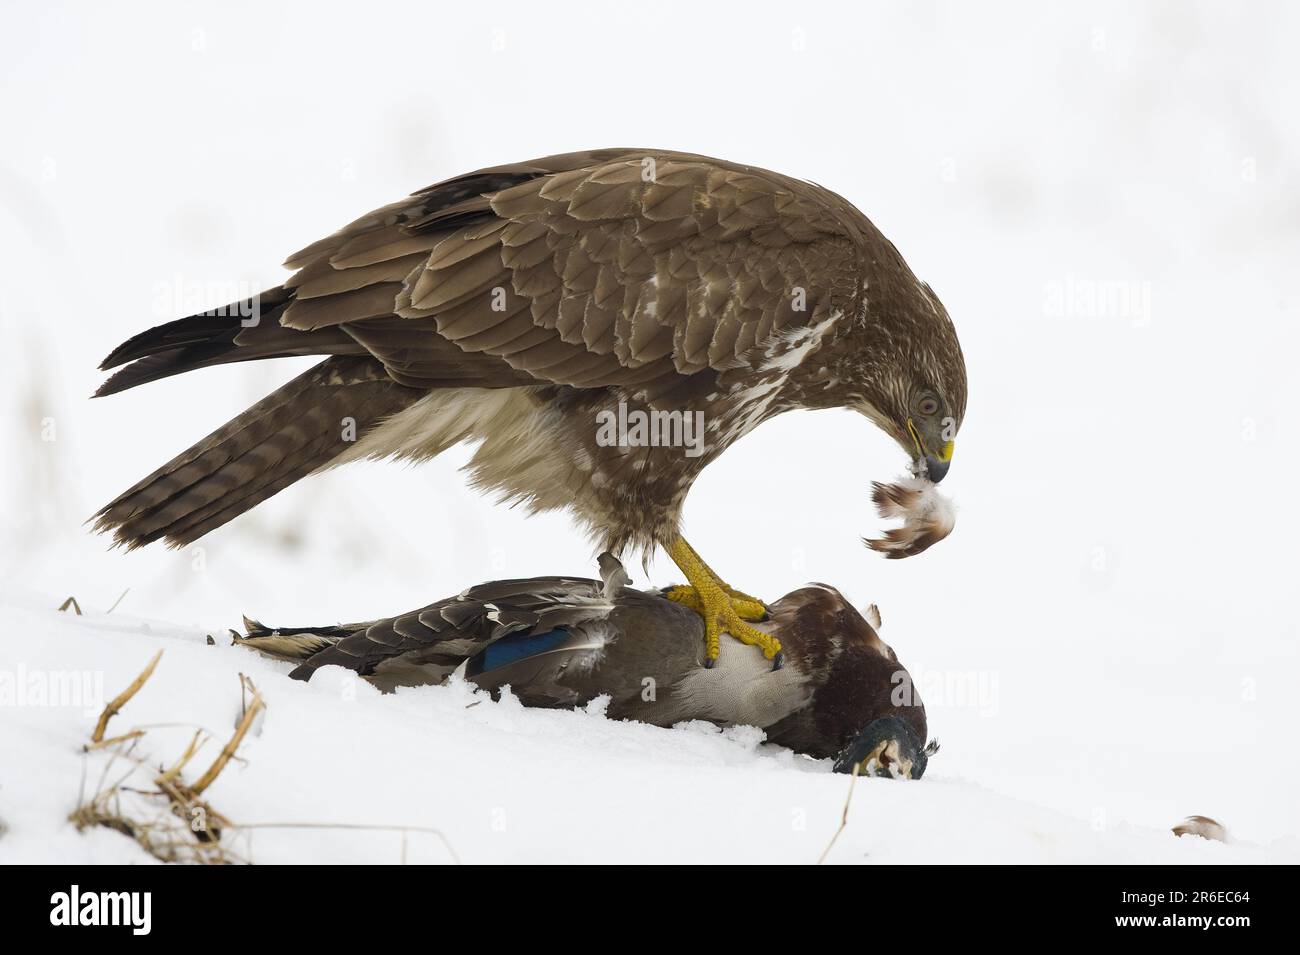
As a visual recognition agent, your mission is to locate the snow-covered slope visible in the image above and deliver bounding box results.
[2,592,1294,864]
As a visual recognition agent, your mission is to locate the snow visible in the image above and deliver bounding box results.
[3,2,1299,862]
[2,591,1295,864]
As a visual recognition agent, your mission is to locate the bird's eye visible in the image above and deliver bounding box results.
[918,397,939,416]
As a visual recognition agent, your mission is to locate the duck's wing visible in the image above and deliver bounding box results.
[237,573,621,690]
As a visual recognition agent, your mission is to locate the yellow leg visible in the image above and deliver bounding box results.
[665,536,782,666]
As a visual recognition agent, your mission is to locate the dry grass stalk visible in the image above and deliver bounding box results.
[239,673,259,719]
[69,736,246,865]
[105,588,130,614]
[57,595,83,615]
[91,649,162,743]
[71,659,459,864]
[189,681,263,796]
[84,729,145,751]
[71,661,255,864]
[817,762,863,865]
[156,730,206,784]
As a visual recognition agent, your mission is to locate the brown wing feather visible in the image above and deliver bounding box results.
[278,149,865,396]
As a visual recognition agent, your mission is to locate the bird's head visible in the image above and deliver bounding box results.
[872,337,965,484]
[900,387,958,484]
[851,281,966,483]
[832,715,939,780]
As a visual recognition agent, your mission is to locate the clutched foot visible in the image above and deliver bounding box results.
[665,538,783,669]
[662,583,768,622]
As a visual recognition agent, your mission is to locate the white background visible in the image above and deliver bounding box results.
[2,1,1297,856]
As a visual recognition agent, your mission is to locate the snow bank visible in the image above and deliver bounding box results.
[2,593,1294,864]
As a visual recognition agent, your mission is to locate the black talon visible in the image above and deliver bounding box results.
[771,651,784,671]
[704,656,716,669]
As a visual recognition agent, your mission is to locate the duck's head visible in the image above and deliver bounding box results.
[833,715,939,779]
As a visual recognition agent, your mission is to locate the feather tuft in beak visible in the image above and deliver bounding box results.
[864,475,956,559]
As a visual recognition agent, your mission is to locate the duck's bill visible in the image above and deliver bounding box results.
[833,716,937,779]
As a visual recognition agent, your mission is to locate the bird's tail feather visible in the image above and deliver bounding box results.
[94,287,365,397]
[92,356,421,549]
[232,617,365,663]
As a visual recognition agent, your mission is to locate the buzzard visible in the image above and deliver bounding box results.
[94,149,967,667]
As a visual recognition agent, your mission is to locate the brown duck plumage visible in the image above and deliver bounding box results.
[237,555,934,775]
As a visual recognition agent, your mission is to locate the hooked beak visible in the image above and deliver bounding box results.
[925,454,951,483]
[907,418,954,484]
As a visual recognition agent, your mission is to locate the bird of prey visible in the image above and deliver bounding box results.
[94,148,967,667]
[237,554,937,778]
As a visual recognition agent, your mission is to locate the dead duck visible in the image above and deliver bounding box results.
[238,555,937,778]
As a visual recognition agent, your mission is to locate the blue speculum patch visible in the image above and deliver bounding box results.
[467,627,572,676]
